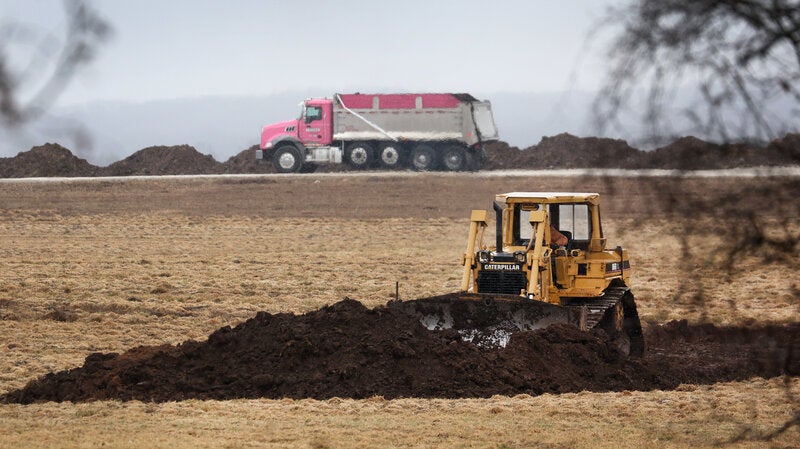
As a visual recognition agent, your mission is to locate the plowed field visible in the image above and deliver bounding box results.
[0,173,797,448]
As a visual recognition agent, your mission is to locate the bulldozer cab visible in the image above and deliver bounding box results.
[461,192,629,304]
[503,192,602,251]
[513,202,592,250]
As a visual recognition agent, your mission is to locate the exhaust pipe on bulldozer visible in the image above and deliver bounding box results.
[493,201,503,252]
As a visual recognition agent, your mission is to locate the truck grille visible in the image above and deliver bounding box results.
[476,270,527,295]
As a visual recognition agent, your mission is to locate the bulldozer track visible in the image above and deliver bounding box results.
[564,287,629,331]
[563,285,645,357]
[574,299,621,330]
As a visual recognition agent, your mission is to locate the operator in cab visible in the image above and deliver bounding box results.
[550,225,568,247]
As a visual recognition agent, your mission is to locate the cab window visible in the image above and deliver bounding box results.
[514,204,543,245]
[517,208,532,243]
[305,106,322,123]
[554,203,590,241]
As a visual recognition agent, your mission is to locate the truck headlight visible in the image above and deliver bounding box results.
[477,251,490,264]
[513,251,526,264]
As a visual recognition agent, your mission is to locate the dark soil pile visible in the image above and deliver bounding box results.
[483,141,526,170]
[484,133,640,170]
[540,134,641,169]
[0,143,99,178]
[642,320,798,386]
[102,145,222,176]
[641,136,798,170]
[3,299,797,403]
[530,133,641,169]
[761,133,800,165]
[220,145,273,174]
[1,132,798,178]
[484,133,800,170]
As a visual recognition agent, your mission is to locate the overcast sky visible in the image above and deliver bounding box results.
[3,0,616,105]
[1,0,624,162]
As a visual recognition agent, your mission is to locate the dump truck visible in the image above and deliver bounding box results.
[256,93,499,173]
[394,192,645,356]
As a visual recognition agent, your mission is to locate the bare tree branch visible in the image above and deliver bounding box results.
[594,0,800,144]
[0,0,110,128]
[595,4,800,442]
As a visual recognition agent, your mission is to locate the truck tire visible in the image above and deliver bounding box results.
[377,142,404,169]
[272,145,303,173]
[410,143,438,171]
[442,145,467,171]
[346,142,374,169]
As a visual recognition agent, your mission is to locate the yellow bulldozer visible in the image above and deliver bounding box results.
[394,192,644,356]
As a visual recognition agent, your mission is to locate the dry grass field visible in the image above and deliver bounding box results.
[0,172,798,448]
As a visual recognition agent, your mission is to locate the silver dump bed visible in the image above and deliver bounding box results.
[332,93,498,146]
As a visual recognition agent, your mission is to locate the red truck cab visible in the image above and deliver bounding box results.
[260,99,333,150]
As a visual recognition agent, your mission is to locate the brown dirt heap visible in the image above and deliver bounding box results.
[2,132,799,178]
[103,145,222,176]
[0,143,99,178]
[483,132,800,170]
[485,134,640,170]
[3,298,797,403]
[220,145,273,174]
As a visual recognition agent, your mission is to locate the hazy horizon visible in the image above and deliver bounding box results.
[0,0,620,164]
[1,89,610,166]
[2,87,796,166]
[2,1,795,165]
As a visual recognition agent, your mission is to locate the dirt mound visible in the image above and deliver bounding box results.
[484,133,800,170]
[3,299,797,403]
[0,143,99,178]
[220,145,273,174]
[102,145,222,176]
[2,133,798,178]
[641,136,798,170]
[765,133,800,163]
[485,133,642,170]
[482,141,525,169]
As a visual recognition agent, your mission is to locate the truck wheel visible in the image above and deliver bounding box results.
[410,144,438,171]
[377,142,404,169]
[272,145,303,173]
[346,142,374,169]
[442,145,467,171]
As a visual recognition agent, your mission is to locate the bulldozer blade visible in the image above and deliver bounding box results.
[390,293,582,348]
